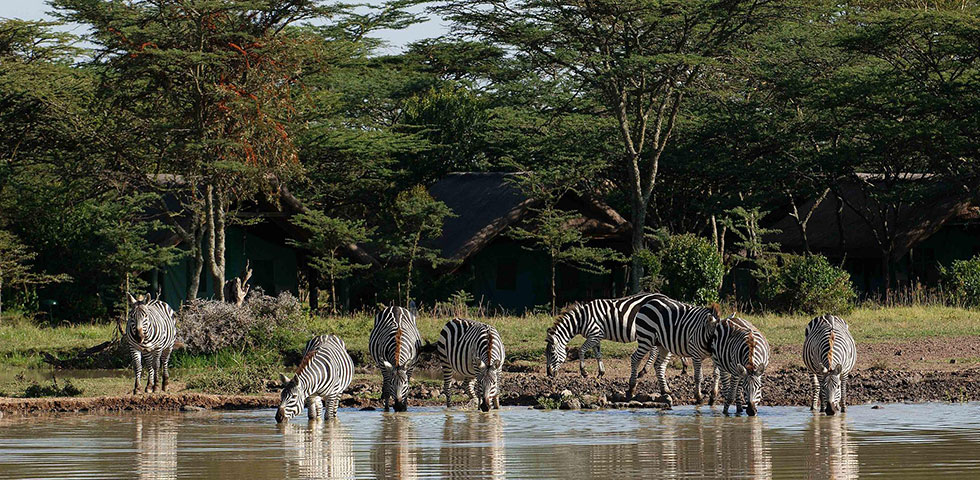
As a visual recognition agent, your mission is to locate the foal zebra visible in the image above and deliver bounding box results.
[630,294,721,404]
[369,306,422,412]
[545,293,659,378]
[276,334,354,422]
[710,316,771,416]
[438,318,506,412]
[803,314,857,415]
[126,294,176,395]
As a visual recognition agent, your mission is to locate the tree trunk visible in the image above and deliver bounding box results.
[0,275,4,324]
[405,230,421,307]
[187,223,204,300]
[629,204,646,294]
[550,254,557,316]
[205,185,227,301]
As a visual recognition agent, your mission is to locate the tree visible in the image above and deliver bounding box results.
[0,229,69,321]
[440,0,786,293]
[385,185,454,306]
[289,211,373,313]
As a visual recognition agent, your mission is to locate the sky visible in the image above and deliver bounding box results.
[0,0,449,53]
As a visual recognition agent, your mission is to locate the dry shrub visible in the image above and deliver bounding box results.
[177,290,306,355]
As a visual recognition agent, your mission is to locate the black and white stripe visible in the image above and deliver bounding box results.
[438,318,506,412]
[803,314,857,415]
[369,306,422,412]
[710,316,771,416]
[126,294,177,395]
[276,334,354,423]
[545,293,659,378]
[630,294,721,404]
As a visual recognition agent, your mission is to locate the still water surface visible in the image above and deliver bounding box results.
[1,403,979,479]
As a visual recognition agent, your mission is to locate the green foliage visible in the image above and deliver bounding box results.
[384,185,455,305]
[0,229,70,317]
[634,248,663,293]
[185,363,281,395]
[289,211,373,312]
[24,379,82,398]
[757,254,855,314]
[940,256,980,308]
[657,234,724,305]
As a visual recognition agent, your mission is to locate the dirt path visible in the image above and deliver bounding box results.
[0,392,277,416]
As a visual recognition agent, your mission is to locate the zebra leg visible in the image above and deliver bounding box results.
[160,347,172,392]
[841,373,848,413]
[681,358,689,376]
[708,366,721,406]
[692,356,704,404]
[722,371,734,414]
[493,394,501,410]
[326,395,340,418]
[131,348,143,395]
[595,343,605,378]
[809,373,820,411]
[466,378,477,405]
[307,395,322,420]
[637,350,657,379]
[442,365,453,408]
[151,351,162,393]
[144,352,157,393]
[735,377,746,414]
[579,337,600,377]
[381,367,392,412]
[628,344,651,399]
[653,346,673,404]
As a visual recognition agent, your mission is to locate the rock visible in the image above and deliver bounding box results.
[559,398,582,410]
[598,394,608,406]
[610,391,627,403]
[359,406,376,411]
[580,395,597,406]
[871,405,882,409]
[633,393,654,403]
[920,357,926,361]
[181,405,205,412]
[894,350,902,356]
[429,389,442,399]
[559,389,573,399]
[950,359,957,364]
[627,401,644,408]
[532,404,546,410]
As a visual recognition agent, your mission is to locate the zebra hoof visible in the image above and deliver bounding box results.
[656,394,672,405]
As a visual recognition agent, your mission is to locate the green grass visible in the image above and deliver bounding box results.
[0,314,116,368]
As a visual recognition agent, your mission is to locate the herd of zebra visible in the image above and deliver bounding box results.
[122,291,858,423]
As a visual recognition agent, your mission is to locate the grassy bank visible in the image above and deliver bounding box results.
[1,305,977,398]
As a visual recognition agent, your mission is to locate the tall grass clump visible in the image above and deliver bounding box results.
[940,255,980,308]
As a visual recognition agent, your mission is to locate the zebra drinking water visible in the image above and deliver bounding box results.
[544,293,660,378]
[276,334,354,423]
[803,314,857,415]
[709,315,771,416]
[438,318,506,412]
[126,294,176,395]
[630,294,721,404]
[369,306,422,412]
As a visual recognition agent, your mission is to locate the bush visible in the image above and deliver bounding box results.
[757,254,855,314]
[177,291,307,355]
[24,379,82,398]
[657,234,724,305]
[940,255,980,307]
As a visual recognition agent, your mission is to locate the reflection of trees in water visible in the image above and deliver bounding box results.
[439,414,506,480]
[805,415,859,480]
[281,419,355,480]
[370,415,420,480]
[135,416,178,480]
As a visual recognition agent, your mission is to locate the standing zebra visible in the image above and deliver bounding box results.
[438,318,506,412]
[630,294,721,404]
[545,293,660,378]
[126,294,176,395]
[276,334,354,423]
[369,306,422,412]
[709,316,771,416]
[803,314,857,415]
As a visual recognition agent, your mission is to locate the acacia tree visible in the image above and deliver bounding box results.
[0,230,69,321]
[440,0,786,292]
[385,186,454,306]
[289,211,373,313]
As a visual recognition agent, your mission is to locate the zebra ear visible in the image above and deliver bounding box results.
[821,366,828,374]
[278,373,291,386]
[382,360,393,370]
[128,293,138,306]
[737,365,747,376]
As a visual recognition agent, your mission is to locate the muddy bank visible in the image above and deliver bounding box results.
[0,392,277,416]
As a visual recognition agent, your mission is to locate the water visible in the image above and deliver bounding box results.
[1,403,979,479]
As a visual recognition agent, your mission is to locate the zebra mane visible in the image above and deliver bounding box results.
[294,346,318,378]
[394,324,403,367]
[486,325,494,366]
[709,302,721,319]
[548,302,582,336]
[723,317,757,372]
[827,328,835,370]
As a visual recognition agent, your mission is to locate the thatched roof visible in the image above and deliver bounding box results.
[429,172,630,267]
[767,175,978,259]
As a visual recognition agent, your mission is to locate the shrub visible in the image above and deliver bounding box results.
[940,255,980,307]
[756,254,855,314]
[634,248,664,293]
[177,291,307,355]
[657,234,724,305]
[24,379,82,398]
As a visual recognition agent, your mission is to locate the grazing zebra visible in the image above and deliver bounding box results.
[544,293,660,378]
[126,294,177,395]
[803,314,857,415]
[276,334,354,423]
[438,318,506,412]
[630,294,721,404]
[369,306,422,412]
[709,316,771,416]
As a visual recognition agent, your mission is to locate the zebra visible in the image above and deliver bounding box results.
[544,293,660,378]
[630,294,721,404]
[369,306,422,412]
[709,315,771,416]
[126,293,177,395]
[276,334,354,423]
[438,318,506,412]
[803,314,857,415]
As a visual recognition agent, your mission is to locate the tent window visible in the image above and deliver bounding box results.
[496,259,517,291]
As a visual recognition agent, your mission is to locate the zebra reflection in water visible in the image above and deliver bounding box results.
[805,415,859,480]
[439,413,506,480]
[280,419,354,480]
[370,415,420,480]
[134,416,177,480]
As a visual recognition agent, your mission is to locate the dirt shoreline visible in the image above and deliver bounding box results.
[2,365,978,416]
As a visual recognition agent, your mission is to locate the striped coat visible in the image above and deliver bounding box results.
[710,316,771,415]
[276,334,354,422]
[545,293,659,378]
[369,306,422,412]
[631,294,721,403]
[803,314,857,415]
[126,294,176,395]
[439,318,505,411]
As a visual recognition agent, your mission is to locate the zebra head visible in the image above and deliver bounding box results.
[476,359,501,412]
[276,373,305,423]
[738,364,764,416]
[544,332,568,378]
[127,294,150,345]
[384,361,410,412]
[820,365,843,415]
